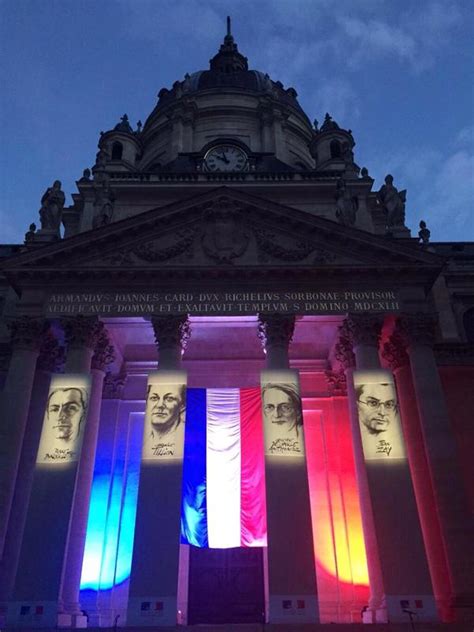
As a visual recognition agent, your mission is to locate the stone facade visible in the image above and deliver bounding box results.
[0,22,473,631]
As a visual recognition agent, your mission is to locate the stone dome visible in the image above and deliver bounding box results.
[138,20,314,172]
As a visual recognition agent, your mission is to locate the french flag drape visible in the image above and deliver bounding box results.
[181,387,267,548]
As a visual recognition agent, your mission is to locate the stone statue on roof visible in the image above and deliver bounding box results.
[39,180,65,233]
[336,178,358,226]
[377,174,406,228]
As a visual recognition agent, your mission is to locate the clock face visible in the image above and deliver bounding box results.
[204,145,248,172]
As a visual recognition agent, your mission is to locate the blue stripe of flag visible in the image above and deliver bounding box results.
[181,388,208,547]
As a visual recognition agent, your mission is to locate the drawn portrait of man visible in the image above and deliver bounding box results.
[355,380,405,459]
[262,382,305,456]
[142,382,186,460]
[37,381,89,464]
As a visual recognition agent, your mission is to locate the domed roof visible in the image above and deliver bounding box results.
[150,17,306,118]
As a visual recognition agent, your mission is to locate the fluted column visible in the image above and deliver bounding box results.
[0,330,64,601]
[336,315,386,620]
[396,313,474,620]
[151,315,190,370]
[383,331,452,621]
[258,314,318,623]
[258,313,295,369]
[59,321,115,616]
[0,317,45,554]
[127,315,190,627]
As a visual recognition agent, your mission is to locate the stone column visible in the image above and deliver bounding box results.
[0,330,64,602]
[0,316,44,554]
[151,315,190,371]
[258,314,319,624]
[382,331,452,620]
[62,316,98,373]
[258,313,294,369]
[338,314,436,623]
[397,313,474,620]
[334,320,386,620]
[59,320,115,618]
[127,315,190,627]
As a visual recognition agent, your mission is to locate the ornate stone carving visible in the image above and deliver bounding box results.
[418,220,431,245]
[340,314,383,348]
[434,343,474,366]
[377,174,406,228]
[91,324,115,371]
[396,313,438,348]
[61,316,101,350]
[151,315,191,352]
[324,369,347,395]
[24,223,37,244]
[382,332,409,371]
[39,180,65,233]
[257,314,295,350]
[92,180,115,228]
[334,333,355,369]
[102,229,195,265]
[255,228,335,264]
[7,317,45,351]
[201,198,250,263]
[335,178,357,227]
[37,330,66,373]
[103,371,127,399]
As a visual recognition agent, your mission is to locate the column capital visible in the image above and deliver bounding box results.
[91,323,115,371]
[151,315,191,352]
[103,371,126,399]
[7,316,45,351]
[396,312,438,348]
[61,315,101,350]
[382,331,409,371]
[334,331,356,369]
[324,368,347,395]
[340,313,383,348]
[257,313,295,350]
[37,329,66,373]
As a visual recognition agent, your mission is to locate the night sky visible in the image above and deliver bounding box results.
[1,0,473,243]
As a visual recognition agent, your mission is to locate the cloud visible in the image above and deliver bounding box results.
[336,1,464,71]
[369,135,474,241]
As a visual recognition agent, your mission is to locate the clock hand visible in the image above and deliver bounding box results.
[220,152,230,164]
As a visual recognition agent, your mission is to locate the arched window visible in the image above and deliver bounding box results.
[111,141,123,161]
[330,140,341,159]
[463,307,474,342]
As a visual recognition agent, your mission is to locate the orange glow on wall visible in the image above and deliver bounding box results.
[304,398,369,622]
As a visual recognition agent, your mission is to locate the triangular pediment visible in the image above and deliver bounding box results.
[2,187,443,286]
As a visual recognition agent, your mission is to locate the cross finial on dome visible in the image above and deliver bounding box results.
[209,16,248,73]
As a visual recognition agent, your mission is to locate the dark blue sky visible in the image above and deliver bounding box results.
[1,0,473,242]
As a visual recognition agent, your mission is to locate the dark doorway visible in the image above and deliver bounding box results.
[188,546,265,624]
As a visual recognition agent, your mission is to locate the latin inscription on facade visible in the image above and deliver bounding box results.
[45,290,400,316]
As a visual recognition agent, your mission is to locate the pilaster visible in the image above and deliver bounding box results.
[396,313,474,620]
[0,317,45,554]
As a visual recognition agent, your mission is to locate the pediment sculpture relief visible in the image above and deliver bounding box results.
[200,198,250,264]
[102,228,195,265]
[255,228,336,264]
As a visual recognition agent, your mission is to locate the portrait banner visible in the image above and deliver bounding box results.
[353,370,406,461]
[36,374,91,465]
[260,369,318,623]
[128,370,188,626]
[142,371,187,461]
[261,370,305,457]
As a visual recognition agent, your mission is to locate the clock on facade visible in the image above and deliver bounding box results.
[204,145,248,172]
